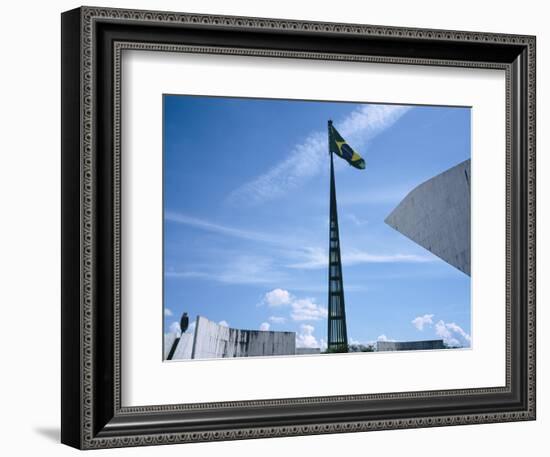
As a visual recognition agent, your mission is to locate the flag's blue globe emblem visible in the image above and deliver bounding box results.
[340,143,354,161]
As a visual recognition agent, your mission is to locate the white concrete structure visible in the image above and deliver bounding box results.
[163,332,178,359]
[385,159,471,275]
[192,316,296,359]
[171,333,194,359]
[166,316,297,360]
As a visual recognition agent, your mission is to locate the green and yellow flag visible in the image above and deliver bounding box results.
[329,122,366,170]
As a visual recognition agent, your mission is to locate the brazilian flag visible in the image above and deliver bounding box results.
[329,122,366,170]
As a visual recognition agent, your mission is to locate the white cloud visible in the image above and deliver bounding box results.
[445,322,471,343]
[338,104,411,143]
[344,250,432,265]
[287,247,326,269]
[289,283,368,293]
[412,314,434,331]
[167,255,286,286]
[218,320,229,327]
[263,288,293,307]
[217,256,286,285]
[259,322,270,331]
[290,298,328,321]
[165,211,281,245]
[435,322,459,347]
[168,321,181,336]
[260,289,327,322]
[164,308,173,317]
[228,104,411,205]
[287,247,432,269]
[377,334,395,342]
[296,324,320,348]
[228,132,326,205]
[435,320,471,347]
[338,185,415,206]
[345,213,368,226]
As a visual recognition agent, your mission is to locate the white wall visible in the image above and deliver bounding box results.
[0,0,546,456]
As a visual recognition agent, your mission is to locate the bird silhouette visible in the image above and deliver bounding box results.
[180,312,189,334]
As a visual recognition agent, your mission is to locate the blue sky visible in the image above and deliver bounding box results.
[163,95,471,351]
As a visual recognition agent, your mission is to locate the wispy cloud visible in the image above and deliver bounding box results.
[228,132,326,205]
[164,308,173,317]
[165,271,211,280]
[345,213,368,227]
[288,283,369,293]
[228,104,411,205]
[337,185,415,206]
[165,211,284,245]
[287,247,433,269]
[166,212,429,278]
[166,255,287,285]
[345,250,432,265]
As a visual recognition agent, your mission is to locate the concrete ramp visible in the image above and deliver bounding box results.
[385,159,470,276]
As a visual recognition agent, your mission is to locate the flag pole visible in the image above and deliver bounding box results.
[327,120,348,353]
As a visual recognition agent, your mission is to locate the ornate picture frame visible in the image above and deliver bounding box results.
[61,6,536,449]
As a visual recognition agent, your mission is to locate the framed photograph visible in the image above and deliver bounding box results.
[61,6,536,449]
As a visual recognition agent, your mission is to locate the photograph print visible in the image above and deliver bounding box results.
[163,95,471,361]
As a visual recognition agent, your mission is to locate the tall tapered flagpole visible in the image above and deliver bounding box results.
[327,120,348,353]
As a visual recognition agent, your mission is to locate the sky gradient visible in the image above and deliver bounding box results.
[163,94,471,352]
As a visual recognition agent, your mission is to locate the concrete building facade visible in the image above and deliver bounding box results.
[167,316,297,360]
[192,316,296,359]
[166,315,448,359]
[295,348,321,355]
[377,339,445,351]
[385,159,471,276]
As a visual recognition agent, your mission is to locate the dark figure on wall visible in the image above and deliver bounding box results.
[180,312,189,334]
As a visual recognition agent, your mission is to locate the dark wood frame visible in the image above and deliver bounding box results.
[61,6,536,449]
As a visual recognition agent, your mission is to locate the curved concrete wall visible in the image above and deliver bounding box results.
[385,159,471,276]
